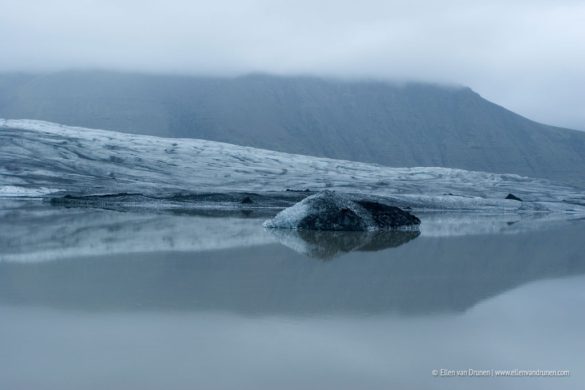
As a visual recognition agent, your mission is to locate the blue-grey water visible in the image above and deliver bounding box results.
[1,202,584,390]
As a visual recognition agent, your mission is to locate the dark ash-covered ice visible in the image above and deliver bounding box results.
[263,190,420,231]
[505,193,523,201]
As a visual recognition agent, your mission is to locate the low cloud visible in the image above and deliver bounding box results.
[1,0,584,129]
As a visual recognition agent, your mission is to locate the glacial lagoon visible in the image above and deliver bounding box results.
[1,201,584,390]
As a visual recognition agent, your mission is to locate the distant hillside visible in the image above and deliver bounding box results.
[1,71,584,185]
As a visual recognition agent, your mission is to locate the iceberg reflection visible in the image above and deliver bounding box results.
[268,229,420,259]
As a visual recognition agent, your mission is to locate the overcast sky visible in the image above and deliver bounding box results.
[1,0,584,129]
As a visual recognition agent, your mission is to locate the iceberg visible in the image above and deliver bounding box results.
[263,191,420,231]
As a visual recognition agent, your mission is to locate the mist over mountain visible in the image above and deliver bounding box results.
[1,71,584,185]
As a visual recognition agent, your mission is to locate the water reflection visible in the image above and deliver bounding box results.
[1,218,584,316]
[0,200,274,262]
[267,229,420,259]
[2,200,581,263]
[2,202,585,390]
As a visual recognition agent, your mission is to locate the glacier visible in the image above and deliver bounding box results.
[1,118,584,216]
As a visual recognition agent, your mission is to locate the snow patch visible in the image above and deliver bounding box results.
[0,186,62,197]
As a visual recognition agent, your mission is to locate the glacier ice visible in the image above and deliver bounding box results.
[1,119,585,216]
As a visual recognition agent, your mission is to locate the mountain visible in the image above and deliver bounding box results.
[1,71,585,185]
[1,119,584,216]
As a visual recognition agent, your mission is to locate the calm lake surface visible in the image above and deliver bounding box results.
[1,202,584,389]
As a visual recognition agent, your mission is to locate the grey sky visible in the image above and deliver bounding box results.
[1,0,584,129]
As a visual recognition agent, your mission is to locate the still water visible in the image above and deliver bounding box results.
[1,203,584,389]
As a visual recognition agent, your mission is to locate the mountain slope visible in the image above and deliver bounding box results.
[1,71,585,185]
